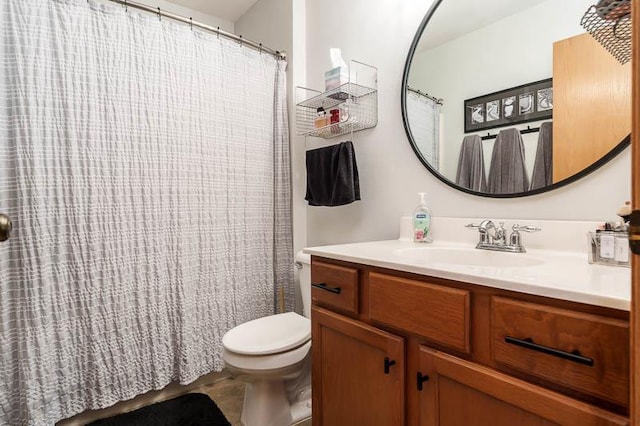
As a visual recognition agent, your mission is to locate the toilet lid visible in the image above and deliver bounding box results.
[222,312,311,355]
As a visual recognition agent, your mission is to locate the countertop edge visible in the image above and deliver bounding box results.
[304,244,631,312]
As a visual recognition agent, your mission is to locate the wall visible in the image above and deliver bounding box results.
[409,0,592,180]
[303,0,631,247]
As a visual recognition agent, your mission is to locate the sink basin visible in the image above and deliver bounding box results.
[392,246,545,268]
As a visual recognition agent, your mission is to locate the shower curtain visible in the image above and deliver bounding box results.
[406,90,442,171]
[0,0,293,424]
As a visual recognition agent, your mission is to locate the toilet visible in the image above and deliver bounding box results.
[222,251,312,426]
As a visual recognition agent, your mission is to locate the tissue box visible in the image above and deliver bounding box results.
[325,66,349,91]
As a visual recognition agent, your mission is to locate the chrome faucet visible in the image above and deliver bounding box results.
[466,220,541,253]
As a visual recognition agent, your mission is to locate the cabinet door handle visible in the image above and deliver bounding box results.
[416,372,430,391]
[384,357,396,374]
[311,282,342,294]
[504,336,594,367]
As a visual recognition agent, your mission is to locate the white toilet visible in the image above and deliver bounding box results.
[222,251,312,426]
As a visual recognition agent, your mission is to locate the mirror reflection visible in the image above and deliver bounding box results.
[404,0,631,196]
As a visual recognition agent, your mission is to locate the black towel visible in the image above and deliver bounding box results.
[305,141,360,207]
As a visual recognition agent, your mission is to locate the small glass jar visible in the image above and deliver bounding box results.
[314,107,328,129]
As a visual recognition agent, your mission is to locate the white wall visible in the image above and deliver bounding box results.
[409,0,592,181]
[303,0,631,247]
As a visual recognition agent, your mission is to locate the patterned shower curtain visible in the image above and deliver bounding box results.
[0,0,293,424]
[406,89,442,171]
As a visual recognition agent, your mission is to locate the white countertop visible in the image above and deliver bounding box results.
[303,239,631,311]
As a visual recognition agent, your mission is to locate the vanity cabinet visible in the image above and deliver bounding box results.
[418,347,627,426]
[310,257,630,426]
[312,306,405,425]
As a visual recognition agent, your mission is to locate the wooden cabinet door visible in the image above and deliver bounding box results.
[417,346,628,426]
[312,306,405,426]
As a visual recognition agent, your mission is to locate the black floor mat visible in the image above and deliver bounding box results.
[88,393,231,426]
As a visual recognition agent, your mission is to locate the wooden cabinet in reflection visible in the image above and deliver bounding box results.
[553,32,631,184]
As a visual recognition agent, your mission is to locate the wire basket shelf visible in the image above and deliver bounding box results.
[296,61,378,139]
[581,0,632,64]
[296,85,377,138]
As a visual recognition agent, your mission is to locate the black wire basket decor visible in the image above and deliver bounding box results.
[581,0,632,64]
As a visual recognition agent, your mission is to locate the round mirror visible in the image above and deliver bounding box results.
[402,0,631,198]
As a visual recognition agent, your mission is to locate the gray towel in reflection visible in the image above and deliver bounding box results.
[487,128,529,194]
[305,141,360,207]
[529,122,553,191]
[455,135,486,192]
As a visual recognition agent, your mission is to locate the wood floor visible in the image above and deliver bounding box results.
[58,372,311,426]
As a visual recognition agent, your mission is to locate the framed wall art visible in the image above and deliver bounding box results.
[464,78,553,133]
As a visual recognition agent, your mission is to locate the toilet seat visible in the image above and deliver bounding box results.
[223,312,310,355]
[223,340,311,372]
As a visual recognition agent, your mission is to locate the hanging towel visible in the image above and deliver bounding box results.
[305,141,360,206]
[455,135,487,192]
[529,122,553,190]
[487,128,529,194]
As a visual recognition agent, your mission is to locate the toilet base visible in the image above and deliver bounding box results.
[240,380,311,426]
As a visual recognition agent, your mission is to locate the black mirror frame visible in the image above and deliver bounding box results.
[401,0,630,199]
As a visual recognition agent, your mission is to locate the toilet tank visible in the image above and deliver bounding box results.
[295,250,311,318]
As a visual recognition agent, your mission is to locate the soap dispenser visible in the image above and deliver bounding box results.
[413,192,432,243]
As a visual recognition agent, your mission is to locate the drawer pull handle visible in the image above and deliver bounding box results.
[505,336,594,367]
[384,357,396,374]
[312,283,342,294]
[416,372,430,391]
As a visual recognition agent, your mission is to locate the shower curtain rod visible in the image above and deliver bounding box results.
[407,86,444,105]
[107,0,286,60]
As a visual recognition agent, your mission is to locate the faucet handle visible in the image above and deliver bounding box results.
[512,224,541,233]
[465,223,481,229]
[509,224,540,250]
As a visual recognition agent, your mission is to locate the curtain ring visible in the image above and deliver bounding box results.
[124,0,127,12]
[217,26,220,39]
[189,17,193,30]
[157,7,161,21]
[239,35,243,47]
[259,43,262,55]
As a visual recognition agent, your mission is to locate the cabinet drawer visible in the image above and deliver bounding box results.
[311,260,358,314]
[491,296,629,407]
[369,272,470,353]
[419,346,629,426]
